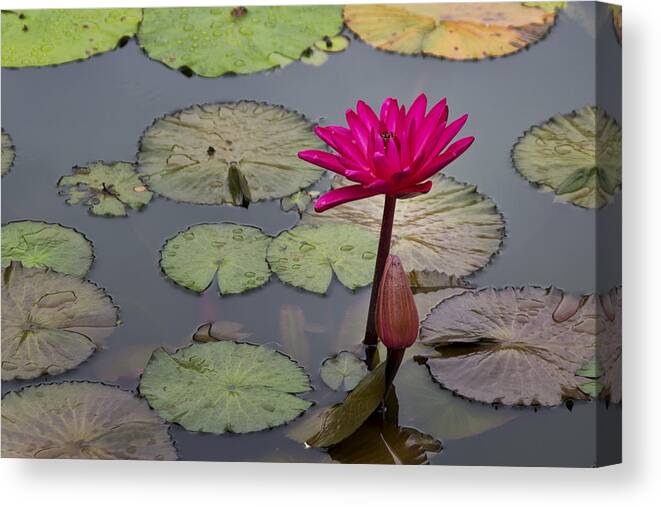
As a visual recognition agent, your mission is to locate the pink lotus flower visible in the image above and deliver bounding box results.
[298,93,474,212]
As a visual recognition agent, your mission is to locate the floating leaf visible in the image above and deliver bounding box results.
[575,357,604,379]
[314,35,350,53]
[268,223,378,294]
[300,47,329,66]
[1,382,176,460]
[57,161,153,217]
[320,351,369,392]
[1,9,142,68]
[140,341,312,434]
[343,3,556,61]
[160,223,271,295]
[1,129,15,176]
[595,286,621,403]
[512,106,622,208]
[522,2,566,12]
[192,320,251,343]
[280,190,318,214]
[420,287,599,406]
[138,101,325,205]
[302,174,504,277]
[1,220,93,277]
[610,5,622,43]
[137,6,343,76]
[1,263,118,380]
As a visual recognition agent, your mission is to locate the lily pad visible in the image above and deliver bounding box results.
[1,263,119,380]
[1,9,142,68]
[1,220,93,277]
[1,382,176,460]
[320,351,369,392]
[420,287,599,406]
[137,6,343,76]
[139,341,312,434]
[1,130,15,176]
[302,174,504,277]
[57,161,153,217]
[137,101,325,205]
[512,106,622,208]
[160,223,271,295]
[280,190,318,214]
[594,286,621,403]
[343,3,557,61]
[267,223,378,294]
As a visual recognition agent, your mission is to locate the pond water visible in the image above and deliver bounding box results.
[1,2,621,466]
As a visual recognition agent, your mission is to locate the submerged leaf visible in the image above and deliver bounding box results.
[1,221,93,277]
[512,106,622,208]
[343,3,557,61]
[138,101,325,205]
[1,263,118,380]
[1,130,16,176]
[302,174,504,277]
[138,6,343,76]
[268,223,378,294]
[1,9,142,68]
[320,351,369,392]
[160,223,271,295]
[140,341,312,434]
[420,287,599,406]
[1,382,176,460]
[58,161,153,217]
[192,321,251,343]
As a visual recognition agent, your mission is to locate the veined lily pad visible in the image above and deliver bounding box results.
[1,220,93,277]
[58,161,153,217]
[512,106,622,208]
[420,287,599,406]
[343,3,557,61]
[302,175,504,277]
[1,130,15,176]
[137,6,343,76]
[139,341,312,434]
[160,223,271,295]
[320,351,369,392]
[137,101,325,205]
[1,9,142,68]
[1,382,176,460]
[267,223,378,294]
[1,263,119,381]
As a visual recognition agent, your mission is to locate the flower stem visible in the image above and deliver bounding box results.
[384,348,405,401]
[363,194,397,347]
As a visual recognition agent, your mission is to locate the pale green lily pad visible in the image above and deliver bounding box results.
[160,223,271,296]
[301,47,328,66]
[281,190,318,214]
[303,174,504,277]
[267,223,378,294]
[1,382,176,460]
[314,35,350,52]
[420,287,599,406]
[512,106,622,208]
[1,130,15,176]
[1,9,142,68]
[137,101,325,205]
[1,263,119,380]
[140,341,312,434]
[1,220,93,277]
[137,6,343,76]
[57,161,153,217]
[320,351,368,392]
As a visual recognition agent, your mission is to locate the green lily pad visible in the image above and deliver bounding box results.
[1,129,15,176]
[160,223,271,295]
[512,106,622,208]
[1,262,119,380]
[1,9,142,68]
[280,190,318,214]
[1,220,94,277]
[268,223,378,294]
[1,382,176,460]
[320,351,369,392]
[420,287,599,406]
[314,35,350,53]
[139,341,312,434]
[137,6,343,76]
[302,174,504,278]
[137,101,325,205]
[343,3,557,61]
[57,161,153,217]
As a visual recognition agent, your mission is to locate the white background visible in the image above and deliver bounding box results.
[0,0,659,505]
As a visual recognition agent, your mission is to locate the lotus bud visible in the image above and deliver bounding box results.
[375,255,419,350]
